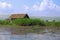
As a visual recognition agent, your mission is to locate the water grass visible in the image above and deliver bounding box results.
[0,18,60,26]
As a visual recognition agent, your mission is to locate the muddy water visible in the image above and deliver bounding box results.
[0,28,60,40]
[11,33,60,40]
[11,29,60,40]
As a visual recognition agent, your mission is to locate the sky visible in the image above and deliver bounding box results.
[0,0,60,17]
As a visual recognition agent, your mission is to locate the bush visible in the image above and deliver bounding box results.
[0,20,10,25]
[0,18,60,26]
[55,22,60,26]
[12,18,46,26]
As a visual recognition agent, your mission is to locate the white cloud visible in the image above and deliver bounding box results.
[39,0,48,11]
[38,0,58,11]
[32,4,39,11]
[0,2,12,8]
[24,5,29,10]
[23,0,60,17]
[7,4,12,8]
[25,0,60,12]
[40,0,60,11]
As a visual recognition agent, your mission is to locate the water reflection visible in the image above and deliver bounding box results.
[0,28,60,40]
[11,33,60,40]
[0,31,11,40]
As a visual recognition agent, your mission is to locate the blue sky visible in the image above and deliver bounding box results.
[0,0,60,17]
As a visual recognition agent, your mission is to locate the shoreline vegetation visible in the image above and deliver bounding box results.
[0,18,60,34]
[0,18,60,26]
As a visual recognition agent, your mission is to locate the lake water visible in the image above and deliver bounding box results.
[0,28,60,40]
[0,32,60,40]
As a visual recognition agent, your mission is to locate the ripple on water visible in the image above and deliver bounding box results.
[0,32,60,40]
[11,33,60,40]
[0,28,60,40]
